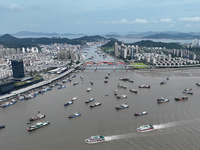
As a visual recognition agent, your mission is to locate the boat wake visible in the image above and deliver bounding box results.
[104,121,184,142]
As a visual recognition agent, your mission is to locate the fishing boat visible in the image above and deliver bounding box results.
[183,91,193,94]
[175,96,188,101]
[71,97,78,101]
[137,125,154,132]
[160,81,166,85]
[130,89,137,93]
[85,135,105,144]
[27,121,50,131]
[86,87,92,92]
[114,89,117,95]
[196,82,200,86]
[118,83,127,89]
[28,113,46,121]
[1,99,17,108]
[139,85,150,88]
[157,97,170,103]
[58,85,66,89]
[135,111,147,116]
[68,112,81,118]
[90,102,101,107]
[90,80,94,85]
[115,103,129,109]
[64,101,73,106]
[85,97,94,103]
[0,125,5,129]
[73,82,79,86]
[116,95,127,99]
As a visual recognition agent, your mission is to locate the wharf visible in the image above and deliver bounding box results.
[0,63,83,101]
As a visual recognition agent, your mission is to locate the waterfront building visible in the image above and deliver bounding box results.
[11,59,25,78]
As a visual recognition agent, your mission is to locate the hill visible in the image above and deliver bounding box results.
[0,34,107,48]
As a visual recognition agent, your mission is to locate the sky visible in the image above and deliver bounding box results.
[0,0,200,35]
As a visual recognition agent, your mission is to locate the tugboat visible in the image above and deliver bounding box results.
[27,121,50,131]
[135,111,147,116]
[68,112,81,118]
[137,125,154,132]
[115,103,129,109]
[90,102,101,107]
[85,135,105,144]
[64,101,73,106]
[85,97,94,103]
[130,89,137,93]
[175,96,188,101]
[28,113,46,121]
[157,97,170,103]
[139,85,150,88]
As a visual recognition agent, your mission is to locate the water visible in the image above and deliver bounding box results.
[1,45,200,150]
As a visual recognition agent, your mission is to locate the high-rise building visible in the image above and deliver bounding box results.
[11,59,25,78]
[114,42,118,57]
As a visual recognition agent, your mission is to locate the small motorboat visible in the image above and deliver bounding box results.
[85,135,105,144]
[86,88,92,92]
[160,81,166,85]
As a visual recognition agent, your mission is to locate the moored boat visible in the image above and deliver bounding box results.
[68,112,81,118]
[28,113,46,121]
[116,95,127,99]
[90,102,101,107]
[137,125,154,132]
[118,83,127,89]
[157,97,170,103]
[27,121,50,131]
[139,85,150,88]
[85,135,105,144]
[85,97,94,103]
[130,89,137,93]
[196,82,200,86]
[64,101,73,106]
[115,103,129,109]
[1,99,17,108]
[175,96,188,101]
[58,85,66,89]
[135,111,147,116]
[114,89,117,95]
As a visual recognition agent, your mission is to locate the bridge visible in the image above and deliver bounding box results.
[82,61,150,70]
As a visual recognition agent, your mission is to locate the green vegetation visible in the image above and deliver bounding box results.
[129,62,150,69]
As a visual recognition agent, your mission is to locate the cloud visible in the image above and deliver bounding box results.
[134,19,148,24]
[119,19,130,24]
[160,18,173,23]
[178,17,200,22]
[0,3,35,12]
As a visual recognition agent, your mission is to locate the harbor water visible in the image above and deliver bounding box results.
[1,45,200,149]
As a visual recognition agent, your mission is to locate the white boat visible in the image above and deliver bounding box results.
[71,97,78,101]
[137,125,154,132]
[85,135,105,144]
[86,88,92,92]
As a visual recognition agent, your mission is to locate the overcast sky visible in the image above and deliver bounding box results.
[1,0,200,35]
